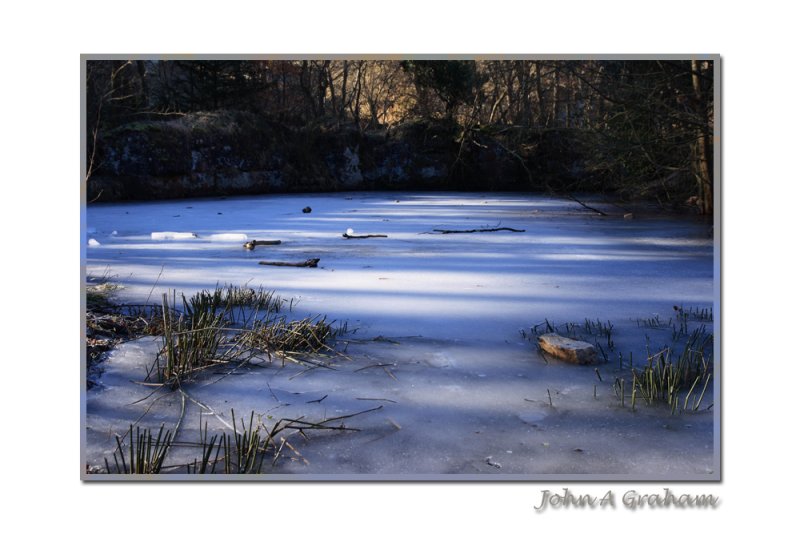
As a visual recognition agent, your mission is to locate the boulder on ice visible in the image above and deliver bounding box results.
[537,333,597,364]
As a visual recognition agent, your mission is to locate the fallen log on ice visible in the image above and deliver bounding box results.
[244,239,282,250]
[432,227,525,234]
[259,258,320,268]
[342,233,388,239]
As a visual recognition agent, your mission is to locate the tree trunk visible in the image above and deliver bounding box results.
[551,67,560,127]
[691,60,714,215]
[352,62,363,128]
[564,70,572,128]
[338,61,346,120]
[534,62,546,127]
[317,61,328,116]
[326,62,337,119]
[516,61,531,127]
[136,60,148,108]
[299,60,317,118]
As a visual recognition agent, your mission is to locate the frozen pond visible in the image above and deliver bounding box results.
[84,192,716,478]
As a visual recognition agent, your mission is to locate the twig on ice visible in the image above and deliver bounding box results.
[432,227,525,234]
[342,233,388,239]
[244,240,282,250]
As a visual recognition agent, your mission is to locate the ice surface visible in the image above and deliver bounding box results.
[85,192,716,477]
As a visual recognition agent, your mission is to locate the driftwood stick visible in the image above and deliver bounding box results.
[259,258,320,268]
[244,240,282,250]
[306,394,328,404]
[564,194,608,216]
[342,233,388,239]
[432,227,525,234]
[355,397,398,404]
[354,363,396,372]
[275,405,384,431]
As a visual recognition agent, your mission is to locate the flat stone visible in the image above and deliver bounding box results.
[538,333,597,364]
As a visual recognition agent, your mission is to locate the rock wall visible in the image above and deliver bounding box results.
[87,111,588,202]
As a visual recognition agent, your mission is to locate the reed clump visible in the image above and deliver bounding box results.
[615,328,713,413]
[101,404,381,475]
[104,424,174,474]
[151,287,343,385]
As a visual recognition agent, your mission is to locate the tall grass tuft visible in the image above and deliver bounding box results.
[150,288,342,385]
[626,331,713,411]
[221,410,266,474]
[105,424,174,474]
[237,316,336,358]
[187,421,222,474]
[154,293,228,384]
[674,304,713,322]
[186,406,380,474]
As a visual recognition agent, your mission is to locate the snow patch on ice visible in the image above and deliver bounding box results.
[208,233,248,241]
[151,231,197,240]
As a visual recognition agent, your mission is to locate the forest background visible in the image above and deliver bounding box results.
[86,58,714,214]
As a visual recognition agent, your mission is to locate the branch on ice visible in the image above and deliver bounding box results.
[432,227,525,234]
[342,233,388,239]
[244,239,282,250]
[258,258,320,268]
